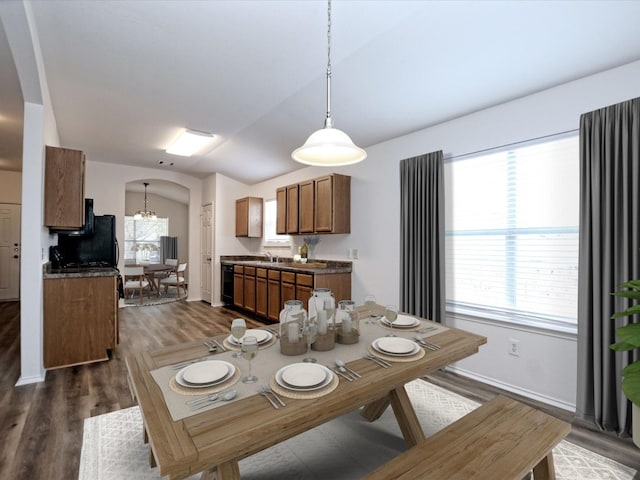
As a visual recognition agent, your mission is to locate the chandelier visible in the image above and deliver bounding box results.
[291,0,366,166]
[134,182,157,220]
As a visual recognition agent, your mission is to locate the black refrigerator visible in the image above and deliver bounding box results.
[56,215,118,268]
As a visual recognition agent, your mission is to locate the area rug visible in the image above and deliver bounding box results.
[123,289,187,307]
[79,379,636,480]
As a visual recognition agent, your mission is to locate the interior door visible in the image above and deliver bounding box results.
[201,204,212,303]
[0,204,21,301]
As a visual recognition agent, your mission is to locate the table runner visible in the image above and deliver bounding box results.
[150,318,447,421]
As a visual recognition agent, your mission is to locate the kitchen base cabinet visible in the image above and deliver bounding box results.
[281,271,296,306]
[243,266,256,313]
[233,265,244,308]
[256,268,268,318]
[44,275,118,369]
[267,270,281,321]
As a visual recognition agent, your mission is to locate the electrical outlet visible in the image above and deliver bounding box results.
[508,339,520,357]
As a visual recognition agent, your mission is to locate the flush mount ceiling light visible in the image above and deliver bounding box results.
[134,182,157,220]
[292,0,366,166]
[166,129,214,157]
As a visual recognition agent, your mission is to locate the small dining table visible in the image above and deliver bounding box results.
[126,306,487,480]
[137,263,175,295]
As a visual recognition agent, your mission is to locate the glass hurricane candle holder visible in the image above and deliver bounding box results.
[309,288,335,351]
[279,300,307,356]
[336,300,360,345]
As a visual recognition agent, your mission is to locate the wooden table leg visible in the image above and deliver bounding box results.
[532,453,557,480]
[389,385,426,447]
[200,461,241,480]
[360,395,391,422]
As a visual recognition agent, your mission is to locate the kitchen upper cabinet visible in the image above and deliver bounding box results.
[236,197,263,237]
[315,174,350,233]
[276,187,287,235]
[298,180,315,234]
[286,184,299,234]
[276,174,350,234]
[44,145,85,229]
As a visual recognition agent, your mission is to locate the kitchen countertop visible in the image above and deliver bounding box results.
[220,255,351,274]
[43,264,119,279]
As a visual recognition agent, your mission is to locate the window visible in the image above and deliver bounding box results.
[445,135,579,331]
[263,199,290,245]
[124,216,169,264]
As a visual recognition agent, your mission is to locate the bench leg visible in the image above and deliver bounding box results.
[200,460,241,480]
[532,452,557,480]
[389,386,426,447]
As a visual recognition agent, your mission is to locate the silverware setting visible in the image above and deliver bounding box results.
[211,338,227,352]
[261,385,286,407]
[172,357,207,369]
[335,360,361,379]
[417,325,438,334]
[364,354,391,368]
[331,366,354,381]
[413,336,441,350]
[203,340,218,352]
[188,389,238,410]
[258,387,280,409]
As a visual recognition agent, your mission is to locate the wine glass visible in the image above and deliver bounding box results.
[384,305,398,337]
[364,295,376,324]
[230,318,246,358]
[241,336,258,383]
[302,316,318,363]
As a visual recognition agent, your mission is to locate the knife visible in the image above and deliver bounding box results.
[212,338,227,352]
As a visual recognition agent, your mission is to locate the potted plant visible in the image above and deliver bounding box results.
[610,279,640,446]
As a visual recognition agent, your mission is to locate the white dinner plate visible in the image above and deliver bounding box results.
[372,337,420,356]
[177,360,235,387]
[381,314,419,328]
[275,363,333,391]
[227,329,272,345]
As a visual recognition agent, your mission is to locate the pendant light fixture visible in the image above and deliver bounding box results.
[292,0,366,166]
[134,182,157,220]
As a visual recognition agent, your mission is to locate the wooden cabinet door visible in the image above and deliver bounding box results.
[256,268,267,318]
[44,276,116,368]
[44,146,85,229]
[314,175,333,232]
[235,198,249,237]
[267,270,281,322]
[286,184,299,233]
[298,180,315,233]
[276,187,287,235]
[244,267,256,312]
[233,265,244,307]
[296,273,314,306]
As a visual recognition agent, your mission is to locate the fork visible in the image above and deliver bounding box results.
[413,336,440,350]
[203,340,218,352]
[364,353,390,368]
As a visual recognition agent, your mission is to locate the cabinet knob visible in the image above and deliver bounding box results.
[14,255,19,259]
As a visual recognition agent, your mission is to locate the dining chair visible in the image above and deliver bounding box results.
[154,258,178,287]
[124,266,151,304]
[160,262,187,297]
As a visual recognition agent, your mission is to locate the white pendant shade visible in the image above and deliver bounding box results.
[292,127,367,166]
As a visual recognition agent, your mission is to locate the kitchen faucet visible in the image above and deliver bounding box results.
[264,252,273,263]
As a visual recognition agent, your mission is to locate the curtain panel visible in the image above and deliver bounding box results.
[399,151,445,322]
[576,97,640,435]
[160,236,178,263]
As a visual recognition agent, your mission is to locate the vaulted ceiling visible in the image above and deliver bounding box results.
[2,0,640,184]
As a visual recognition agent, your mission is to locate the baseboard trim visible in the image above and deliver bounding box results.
[446,365,576,412]
[15,371,46,386]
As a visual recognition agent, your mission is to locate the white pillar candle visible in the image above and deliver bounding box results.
[317,310,328,335]
[288,322,300,343]
[342,314,352,333]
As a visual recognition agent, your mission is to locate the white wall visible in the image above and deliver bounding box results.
[230,60,640,410]
[85,161,202,302]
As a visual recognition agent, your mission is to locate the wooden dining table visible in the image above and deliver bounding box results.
[137,263,175,295]
[125,307,487,480]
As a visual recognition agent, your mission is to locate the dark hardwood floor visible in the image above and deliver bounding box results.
[0,300,638,479]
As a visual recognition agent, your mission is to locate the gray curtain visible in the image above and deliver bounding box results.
[160,236,178,263]
[576,97,640,435]
[399,151,445,322]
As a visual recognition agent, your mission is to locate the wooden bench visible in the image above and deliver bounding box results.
[364,395,571,480]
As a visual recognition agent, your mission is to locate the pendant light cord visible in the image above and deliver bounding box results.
[325,0,334,128]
